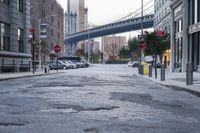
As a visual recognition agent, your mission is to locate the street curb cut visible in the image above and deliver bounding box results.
[0,72,65,81]
[133,73,200,97]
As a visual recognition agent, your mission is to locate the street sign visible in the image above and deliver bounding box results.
[139,40,147,49]
[29,28,35,33]
[54,44,61,53]
[40,24,47,38]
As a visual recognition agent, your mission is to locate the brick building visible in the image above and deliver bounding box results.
[30,0,64,64]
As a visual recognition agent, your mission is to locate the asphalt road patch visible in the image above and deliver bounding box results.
[50,104,119,112]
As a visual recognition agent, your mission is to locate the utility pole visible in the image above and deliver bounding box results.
[141,0,144,62]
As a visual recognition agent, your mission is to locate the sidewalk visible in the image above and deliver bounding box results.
[0,70,66,81]
[132,68,200,94]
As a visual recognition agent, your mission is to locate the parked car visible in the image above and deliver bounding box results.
[62,60,77,69]
[59,56,90,68]
[128,61,139,67]
[48,60,71,70]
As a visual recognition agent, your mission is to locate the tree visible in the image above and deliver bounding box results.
[119,46,130,59]
[76,48,85,57]
[92,50,101,63]
[109,43,119,60]
[128,37,140,60]
[144,31,170,63]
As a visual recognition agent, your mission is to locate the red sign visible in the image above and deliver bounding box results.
[139,40,147,49]
[156,31,166,37]
[54,44,61,53]
[29,28,35,33]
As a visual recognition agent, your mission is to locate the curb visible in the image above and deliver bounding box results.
[133,73,200,97]
[0,71,65,81]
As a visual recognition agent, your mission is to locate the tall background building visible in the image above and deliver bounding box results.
[154,0,171,33]
[154,0,171,68]
[101,36,126,60]
[0,0,31,73]
[30,0,64,64]
[65,0,88,56]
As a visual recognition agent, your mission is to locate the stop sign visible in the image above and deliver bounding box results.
[54,44,61,53]
[139,40,147,49]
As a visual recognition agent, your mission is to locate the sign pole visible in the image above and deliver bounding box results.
[56,53,58,72]
[53,44,61,73]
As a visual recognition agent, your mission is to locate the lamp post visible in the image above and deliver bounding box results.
[38,15,60,70]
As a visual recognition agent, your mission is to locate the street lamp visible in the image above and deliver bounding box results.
[38,14,60,70]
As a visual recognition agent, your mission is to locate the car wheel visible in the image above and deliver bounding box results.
[63,66,67,70]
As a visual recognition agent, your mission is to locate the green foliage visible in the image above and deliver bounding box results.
[128,37,140,60]
[144,31,170,60]
[119,46,130,58]
[76,48,85,57]
[128,37,139,52]
[40,40,49,55]
[92,51,101,63]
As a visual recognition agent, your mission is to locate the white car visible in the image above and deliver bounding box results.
[128,61,139,67]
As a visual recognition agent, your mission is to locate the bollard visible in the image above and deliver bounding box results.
[138,64,141,74]
[44,67,47,73]
[186,62,193,85]
[160,64,165,81]
[149,65,152,77]
[141,65,144,75]
[44,66,49,73]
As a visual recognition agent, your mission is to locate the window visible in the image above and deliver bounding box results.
[194,0,198,23]
[18,28,24,52]
[17,0,23,12]
[58,33,60,39]
[51,16,54,23]
[0,22,10,51]
[51,3,54,10]
[58,21,60,28]
[42,10,46,18]
[51,29,54,36]
[0,0,9,5]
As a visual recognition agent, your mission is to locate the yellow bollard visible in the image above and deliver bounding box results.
[141,62,149,75]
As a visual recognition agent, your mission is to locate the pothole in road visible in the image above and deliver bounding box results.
[0,91,9,95]
[0,122,28,127]
[110,92,192,115]
[83,127,99,133]
[32,83,84,88]
[50,104,119,112]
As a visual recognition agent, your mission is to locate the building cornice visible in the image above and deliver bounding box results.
[0,51,31,58]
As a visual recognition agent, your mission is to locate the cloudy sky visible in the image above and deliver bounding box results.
[57,0,153,25]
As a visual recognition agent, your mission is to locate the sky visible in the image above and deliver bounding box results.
[56,0,153,40]
[57,0,153,25]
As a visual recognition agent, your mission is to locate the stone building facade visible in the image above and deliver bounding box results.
[170,0,200,72]
[154,0,171,33]
[0,0,31,73]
